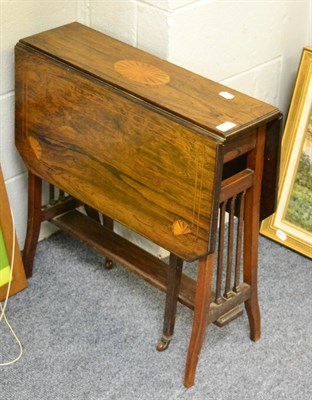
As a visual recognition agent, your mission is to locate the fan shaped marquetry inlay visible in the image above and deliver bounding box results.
[114,60,170,86]
[172,220,192,236]
[27,136,42,160]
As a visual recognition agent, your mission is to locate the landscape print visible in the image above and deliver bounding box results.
[285,110,312,234]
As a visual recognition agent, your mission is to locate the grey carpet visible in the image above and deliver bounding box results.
[0,231,311,400]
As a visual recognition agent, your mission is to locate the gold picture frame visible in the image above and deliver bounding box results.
[0,166,27,301]
[260,47,312,258]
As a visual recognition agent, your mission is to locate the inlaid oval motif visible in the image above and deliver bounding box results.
[172,220,192,236]
[114,60,170,86]
[27,136,42,160]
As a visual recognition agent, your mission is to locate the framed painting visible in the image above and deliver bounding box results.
[260,47,312,258]
[0,166,27,301]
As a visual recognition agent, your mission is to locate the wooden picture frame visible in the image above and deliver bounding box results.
[0,166,27,301]
[260,47,312,258]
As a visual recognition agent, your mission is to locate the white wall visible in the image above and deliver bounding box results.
[0,0,77,246]
[0,0,311,254]
[81,0,311,113]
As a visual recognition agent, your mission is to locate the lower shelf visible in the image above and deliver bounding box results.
[51,210,251,322]
[52,210,196,309]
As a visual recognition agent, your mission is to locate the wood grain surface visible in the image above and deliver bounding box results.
[15,46,222,261]
[19,22,279,138]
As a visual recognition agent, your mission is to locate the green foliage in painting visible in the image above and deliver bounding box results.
[285,151,312,233]
[295,152,312,190]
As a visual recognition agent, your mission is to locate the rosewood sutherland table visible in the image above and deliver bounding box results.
[15,23,282,387]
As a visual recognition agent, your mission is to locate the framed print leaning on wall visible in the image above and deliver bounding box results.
[0,166,27,301]
[260,47,312,258]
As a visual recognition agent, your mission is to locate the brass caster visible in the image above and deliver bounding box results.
[156,336,171,352]
[104,259,114,270]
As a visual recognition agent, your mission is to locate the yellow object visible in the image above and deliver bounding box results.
[0,226,11,287]
[0,211,23,366]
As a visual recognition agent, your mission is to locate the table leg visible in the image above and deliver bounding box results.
[84,204,101,223]
[84,206,115,270]
[22,171,42,278]
[156,253,183,351]
[102,215,114,270]
[184,253,214,387]
[244,126,266,342]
